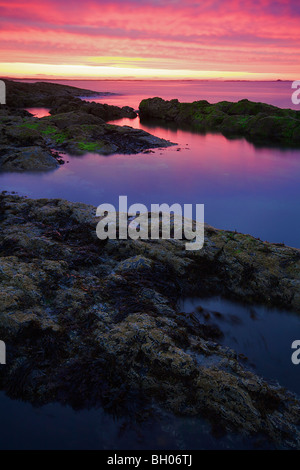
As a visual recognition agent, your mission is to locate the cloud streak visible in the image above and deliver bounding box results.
[0,0,299,79]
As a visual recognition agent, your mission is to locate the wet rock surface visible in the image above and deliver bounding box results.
[34,113,174,155]
[139,97,300,146]
[0,107,62,171]
[0,146,60,171]
[0,194,300,448]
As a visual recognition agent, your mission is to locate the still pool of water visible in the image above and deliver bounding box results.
[0,389,268,450]
[180,296,300,397]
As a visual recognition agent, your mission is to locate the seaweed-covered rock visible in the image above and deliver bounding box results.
[31,115,174,155]
[139,97,300,146]
[0,106,174,168]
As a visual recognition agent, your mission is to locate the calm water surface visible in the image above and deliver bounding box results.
[2,80,300,247]
[20,78,300,110]
[0,390,263,450]
[181,296,300,396]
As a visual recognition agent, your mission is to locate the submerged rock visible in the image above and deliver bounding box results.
[139,97,300,146]
[0,194,300,448]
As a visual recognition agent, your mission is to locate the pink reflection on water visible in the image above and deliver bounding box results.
[1,122,300,246]
[54,79,299,111]
[108,116,295,180]
[25,108,50,118]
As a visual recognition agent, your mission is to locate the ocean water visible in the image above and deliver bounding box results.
[20,78,300,110]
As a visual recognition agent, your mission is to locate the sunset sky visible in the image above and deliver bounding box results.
[0,0,299,80]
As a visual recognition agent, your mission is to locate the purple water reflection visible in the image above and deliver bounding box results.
[3,80,300,247]
[1,116,300,247]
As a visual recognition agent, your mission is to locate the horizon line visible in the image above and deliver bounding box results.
[1,76,293,83]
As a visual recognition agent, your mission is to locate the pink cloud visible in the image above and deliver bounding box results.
[0,0,299,78]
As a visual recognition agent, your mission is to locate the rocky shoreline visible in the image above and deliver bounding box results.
[0,81,175,170]
[139,97,300,146]
[0,193,300,449]
[2,79,115,107]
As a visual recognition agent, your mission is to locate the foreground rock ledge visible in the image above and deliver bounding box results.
[0,194,300,448]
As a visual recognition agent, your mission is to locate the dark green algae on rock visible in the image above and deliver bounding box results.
[139,97,300,146]
[0,106,174,171]
[33,111,174,155]
[0,80,175,171]
[0,107,62,171]
[0,194,300,448]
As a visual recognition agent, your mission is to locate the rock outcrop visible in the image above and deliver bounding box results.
[0,107,62,171]
[2,79,113,108]
[2,79,138,121]
[49,97,137,120]
[0,146,60,171]
[139,97,300,146]
[0,81,174,170]
[0,106,174,170]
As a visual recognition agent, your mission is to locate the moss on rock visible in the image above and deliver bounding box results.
[139,97,300,146]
